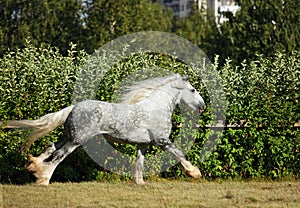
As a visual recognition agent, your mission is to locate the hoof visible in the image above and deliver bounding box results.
[186,166,202,178]
[133,178,146,185]
[180,161,202,179]
[36,177,50,186]
[25,154,50,186]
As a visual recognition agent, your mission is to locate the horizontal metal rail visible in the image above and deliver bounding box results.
[203,120,300,128]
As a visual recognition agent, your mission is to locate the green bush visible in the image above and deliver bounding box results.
[0,43,299,184]
[202,52,300,179]
[0,42,88,183]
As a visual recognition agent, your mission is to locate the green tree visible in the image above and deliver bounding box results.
[83,0,173,53]
[0,0,85,56]
[173,9,220,60]
[219,0,300,63]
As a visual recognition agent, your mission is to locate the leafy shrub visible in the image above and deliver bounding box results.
[0,43,299,184]
[202,52,300,179]
[0,42,88,183]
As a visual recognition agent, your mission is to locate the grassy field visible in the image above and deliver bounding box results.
[2,179,300,208]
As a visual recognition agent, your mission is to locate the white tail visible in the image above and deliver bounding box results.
[0,105,74,151]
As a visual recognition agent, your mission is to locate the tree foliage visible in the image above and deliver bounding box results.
[0,0,85,56]
[219,0,300,63]
[0,0,173,56]
[1,0,299,63]
[173,10,220,60]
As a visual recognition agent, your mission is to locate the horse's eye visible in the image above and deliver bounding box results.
[191,89,195,93]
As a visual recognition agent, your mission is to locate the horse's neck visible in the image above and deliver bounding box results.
[139,86,179,116]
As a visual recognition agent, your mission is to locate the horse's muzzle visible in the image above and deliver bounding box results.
[199,104,206,113]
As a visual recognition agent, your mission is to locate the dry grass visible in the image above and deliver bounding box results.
[1,179,300,208]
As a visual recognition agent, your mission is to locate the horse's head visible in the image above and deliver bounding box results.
[172,75,206,113]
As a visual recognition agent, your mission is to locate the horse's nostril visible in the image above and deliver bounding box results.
[199,104,206,112]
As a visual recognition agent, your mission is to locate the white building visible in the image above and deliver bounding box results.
[159,0,239,25]
[217,0,239,24]
[159,0,206,18]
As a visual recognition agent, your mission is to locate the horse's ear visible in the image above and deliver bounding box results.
[182,76,189,82]
[172,76,188,89]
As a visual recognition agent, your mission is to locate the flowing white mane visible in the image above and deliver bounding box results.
[119,74,182,104]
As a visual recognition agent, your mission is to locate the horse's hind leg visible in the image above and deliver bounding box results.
[27,140,81,185]
[25,142,57,174]
[163,143,201,178]
[132,145,147,185]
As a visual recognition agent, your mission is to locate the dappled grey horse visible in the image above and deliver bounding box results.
[1,74,205,185]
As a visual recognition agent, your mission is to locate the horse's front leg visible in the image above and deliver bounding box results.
[132,144,147,185]
[164,143,201,178]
